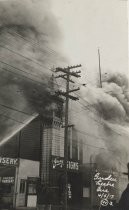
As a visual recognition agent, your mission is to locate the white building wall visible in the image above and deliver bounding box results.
[16,159,39,207]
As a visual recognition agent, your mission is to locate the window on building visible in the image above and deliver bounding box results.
[20,179,26,194]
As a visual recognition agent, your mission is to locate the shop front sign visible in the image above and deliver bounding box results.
[0,176,15,184]
[0,157,18,166]
[51,156,79,171]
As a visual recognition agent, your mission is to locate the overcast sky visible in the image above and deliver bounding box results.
[51,0,128,83]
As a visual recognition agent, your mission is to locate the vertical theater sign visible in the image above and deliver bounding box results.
[94,170,117,208]
[0,156,18,208]
[51,155,81,205]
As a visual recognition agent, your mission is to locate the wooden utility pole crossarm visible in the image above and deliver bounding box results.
[55,64,81,210]
[56,90,79,101]
[55,75,75,83]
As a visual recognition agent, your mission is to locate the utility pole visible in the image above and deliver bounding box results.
[14,131,21,208]
[55,65,81,210]
[98,49,102,88]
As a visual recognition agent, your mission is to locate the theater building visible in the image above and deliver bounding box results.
[0,110,83,209]
[0,101,127,209]
[39,116,83,209]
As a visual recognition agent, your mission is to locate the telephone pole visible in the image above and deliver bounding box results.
[55,65,81,210]
[98,48,102,88]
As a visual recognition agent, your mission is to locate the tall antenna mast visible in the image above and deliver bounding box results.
[98,48,102,88]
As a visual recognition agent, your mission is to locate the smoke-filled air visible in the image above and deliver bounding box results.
[0,0,129,174]
[0,0,65,144]
[71,72,129,172]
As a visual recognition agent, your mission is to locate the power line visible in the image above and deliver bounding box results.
[1,27,67,75]
[0,110,127,170]
[73,93,129,138]
[0,58,51,85]
[54,72,129,139]
[0,77,127,144]
[0,112,25,125]
[72,74,129,95]
[0,33,64,71]
[0,30,127,176]
[0,100,118,148]
[0,103,35,116]
[2,27,129,96]
[0,49,122,133]
[72,100,129,139]
[0,59,128,140]
[70,110,129,146]
[0,65,52,91]
[7,28,64,60]
[0,58,66,91]
[4,33,127,118]
[0,43,53,72]
[0,46,128,144]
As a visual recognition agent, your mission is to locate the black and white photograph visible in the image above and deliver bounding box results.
[0,0,128,210]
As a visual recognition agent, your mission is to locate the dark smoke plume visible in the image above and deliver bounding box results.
[0,0,65,143]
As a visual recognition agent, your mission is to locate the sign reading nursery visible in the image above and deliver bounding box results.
[52,156,79,171]
[0,157,18,166]
[94,171,117,207]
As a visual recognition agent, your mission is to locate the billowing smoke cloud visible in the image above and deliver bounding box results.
[72,73,129,172]
[93,73,129,170]
[0,0,65,143]
[103,73,129,121]
[91,73,129,171]
[81,73,129,124]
